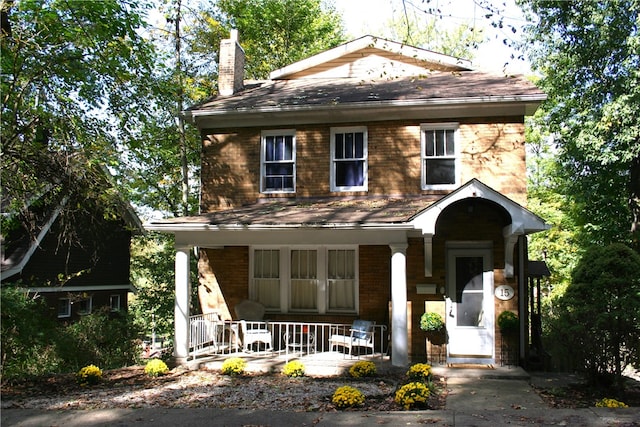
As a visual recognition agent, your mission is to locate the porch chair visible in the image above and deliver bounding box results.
[329,320,375,357]
[234,300,273,353]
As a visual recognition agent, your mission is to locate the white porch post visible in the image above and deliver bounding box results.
[174,244,190,363]
[390,243,409,367]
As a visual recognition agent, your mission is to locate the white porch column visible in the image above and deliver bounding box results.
[174,244,191,363]
[390,243,409,367]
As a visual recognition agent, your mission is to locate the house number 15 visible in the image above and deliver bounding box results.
[494,285,514,301]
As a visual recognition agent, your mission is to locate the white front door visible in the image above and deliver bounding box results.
[445,247,494,364]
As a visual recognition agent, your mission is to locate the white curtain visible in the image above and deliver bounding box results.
[253,250,280,309]
[328,249,355,310]
[291,250,317,310]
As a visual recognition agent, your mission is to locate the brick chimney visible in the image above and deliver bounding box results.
[218,30,244,96]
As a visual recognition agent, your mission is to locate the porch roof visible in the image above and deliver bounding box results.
[147,195,441,230]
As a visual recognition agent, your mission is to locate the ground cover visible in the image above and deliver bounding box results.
[0,365,446,412]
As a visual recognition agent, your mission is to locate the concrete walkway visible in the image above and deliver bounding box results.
[2,364,639,426]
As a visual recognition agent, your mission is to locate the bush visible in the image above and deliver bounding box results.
[282,360,305,377]
[406,363,432,383]
[595,398,628,408]
[394,381,430,410]
[221,357,246,376]
[144,358,169,377]
[76,364,102,385]
[419,312,444,332]
[553,243,640,387]
[349,360,376,378]
[332,385,365,409]
[497,311,519,334]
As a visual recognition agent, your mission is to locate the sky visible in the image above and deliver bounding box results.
[335,0,533,74]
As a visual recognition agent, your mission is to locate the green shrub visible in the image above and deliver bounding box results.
[497,311,519,334]
[553,243,640,387]
[221,357,246,376]
[282,360,305,377]
[76,364,102,385]
[406,363,432,383]
[419,312,444,332]
[349,360,377,378]
[332,385,365,409]
[394,381,430,410]
[144,358,169,377]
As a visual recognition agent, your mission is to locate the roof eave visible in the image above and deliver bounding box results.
[190,94,547,129]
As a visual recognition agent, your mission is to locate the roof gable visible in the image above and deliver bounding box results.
[270,35,472,80]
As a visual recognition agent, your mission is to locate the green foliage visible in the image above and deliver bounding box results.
[521,0,640,247]
[419,312,444,332]
[282,360,305,378]
[550,243,640,387]
[497,311,518,334]
[76,364,103,386]
[394,381,430,410]
[144,358,170,377]
[0,288,64,380]
[331,385,365,409]
[221,357,246,376]
[348,360,376,378]
[196,0,345,80]
[406,363,432,383]
[59,307,142,371]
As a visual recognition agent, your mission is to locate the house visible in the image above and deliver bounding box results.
[146,32,548,367]
[1,173,141,320]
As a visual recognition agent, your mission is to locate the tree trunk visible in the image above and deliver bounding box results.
[630,152,640,249]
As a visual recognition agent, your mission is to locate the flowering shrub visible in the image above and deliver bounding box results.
[221,357,246,376]
[394,381,430,410]
[595,398,628,408]
[76,364,102,385]
[406,363,432,383]
[282,360,305,377]
[144,358,169,377]
[332,385,365,409]
[349,360,377,378]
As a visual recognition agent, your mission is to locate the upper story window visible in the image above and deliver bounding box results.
[261,130,295,193]
[421,123,459,190]
[331,126,367,192]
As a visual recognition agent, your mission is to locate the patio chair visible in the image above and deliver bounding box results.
[329,320,375,357]
[234,300,273,353]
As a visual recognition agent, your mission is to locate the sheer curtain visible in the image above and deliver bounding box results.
[253,249,280,309]
[328,249,355,310]
[290,250,317,310]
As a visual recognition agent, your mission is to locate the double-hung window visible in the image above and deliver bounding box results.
[250,247,358,314]
[252,249,281,310]
[421,123,459,189]
[331,127,367,192]
[261,130,295,193]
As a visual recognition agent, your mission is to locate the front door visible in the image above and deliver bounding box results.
[445,247,494,364]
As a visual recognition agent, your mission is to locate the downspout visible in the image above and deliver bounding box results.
[518,235,527,366]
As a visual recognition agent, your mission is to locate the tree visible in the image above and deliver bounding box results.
[381,7,484,59]
[553,243,640,387]
[196,0,346,80]
[1,0,158,233]
[520,0,640,249]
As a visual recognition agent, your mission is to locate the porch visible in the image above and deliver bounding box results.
[188,313,389,367]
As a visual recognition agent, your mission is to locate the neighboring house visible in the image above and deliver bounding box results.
[147,32,549,366]
[1,179,141,320]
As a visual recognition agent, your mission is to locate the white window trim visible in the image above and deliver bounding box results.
[110,294,121,312]
[420,122,460,190]
[330,126,368,192]
[58,298,71,318]
[249,245,359,315]
[260,129,296,194]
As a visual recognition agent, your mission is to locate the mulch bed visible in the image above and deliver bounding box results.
[1,365,447,412]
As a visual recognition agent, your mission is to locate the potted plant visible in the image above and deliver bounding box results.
[420,312,446,345]
[497,310,519,336]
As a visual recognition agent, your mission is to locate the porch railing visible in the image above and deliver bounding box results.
[188,314,388,361]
